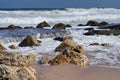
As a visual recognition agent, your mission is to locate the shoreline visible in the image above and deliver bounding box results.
[32,63,120,80]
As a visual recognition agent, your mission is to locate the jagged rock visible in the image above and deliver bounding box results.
[19,35,40,47]
[0,44,6,50]
[38,55,52,64]
[0,64,36,80]
[89,42,100,46]
[9,44,18,49]
[49,55,68,66]
[99,21,108,26]
[0,51,36,66]
[86,20,99,26]
[55,39,83,53]
[36,21,50,28]
[49,39,88,66]
[52,23,66,29]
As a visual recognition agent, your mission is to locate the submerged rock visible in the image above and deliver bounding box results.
[19,35,40,47]
[53,36,72,42]
[49,39,88,66]
[36,21,50,28]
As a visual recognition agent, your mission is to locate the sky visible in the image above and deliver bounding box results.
[0,0,119,8]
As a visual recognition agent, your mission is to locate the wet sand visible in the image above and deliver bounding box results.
[32,63,120,80]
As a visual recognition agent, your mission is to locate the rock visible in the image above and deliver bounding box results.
[53,36,72,42]
[19,35,40,47]
[9,44,18,49]
[86,20,99,26]
[0,44,6,50]
[77,24,86,26]
[89,42,100,46]
[50,39,88,66]
[24,26,35,29]
[36,21,50,28]
[101,43,111,47]
[0,51,37,80]
[65,24,72,27]
[55,39,83,53]
[49,45,88,66]
[26,53,36,63]
[0,51,36,66]
[52,23,66,29]
[8,24,22,29]
[48,55,68,66]
[99,21,108,26]
[0,64,36,80]
[38,55,52,64]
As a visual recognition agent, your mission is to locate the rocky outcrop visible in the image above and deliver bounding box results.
[19,35,40,47]
[52,23,66,29]
[0,44,6,50]
[99,21,108,26]
[9,44,18,49]
[49,39,88,66]
[0,51,36,80]
[36,21,50,28]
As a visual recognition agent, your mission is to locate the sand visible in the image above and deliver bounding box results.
[32,63,120,80]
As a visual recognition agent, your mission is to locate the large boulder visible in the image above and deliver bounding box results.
[52,23,66,29]
[19,35,40,47]
[86,20,99,26]
[0,51,36,80]
[49,39,88,66]
[36,21,50,28]
[0,44,6,50]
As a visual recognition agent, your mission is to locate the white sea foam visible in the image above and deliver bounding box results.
[1,8,120,27]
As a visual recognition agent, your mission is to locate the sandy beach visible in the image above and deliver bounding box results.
[32,63,120,80]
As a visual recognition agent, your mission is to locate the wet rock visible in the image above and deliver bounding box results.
[52,23,66,29]
[86,20,99,26]
[9,44,18,49]
[38,55,51,64]
[65,24,72,27]
[8,24,22,29]
[89,42,100,46]
[101,43,111,47]
[24,26,35,29]
[36,21,50,28]
[99,21,108,26]
[0,44,6,50]
[19,35,40,47]
[53,36,72,42]
[77,24,86,26]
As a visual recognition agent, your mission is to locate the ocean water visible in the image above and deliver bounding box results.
[0,8,120,68]
[1,8,120,27]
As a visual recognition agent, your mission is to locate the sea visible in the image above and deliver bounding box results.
[0,8,120,68]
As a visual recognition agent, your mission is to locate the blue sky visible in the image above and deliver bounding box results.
[0,0,119,8]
